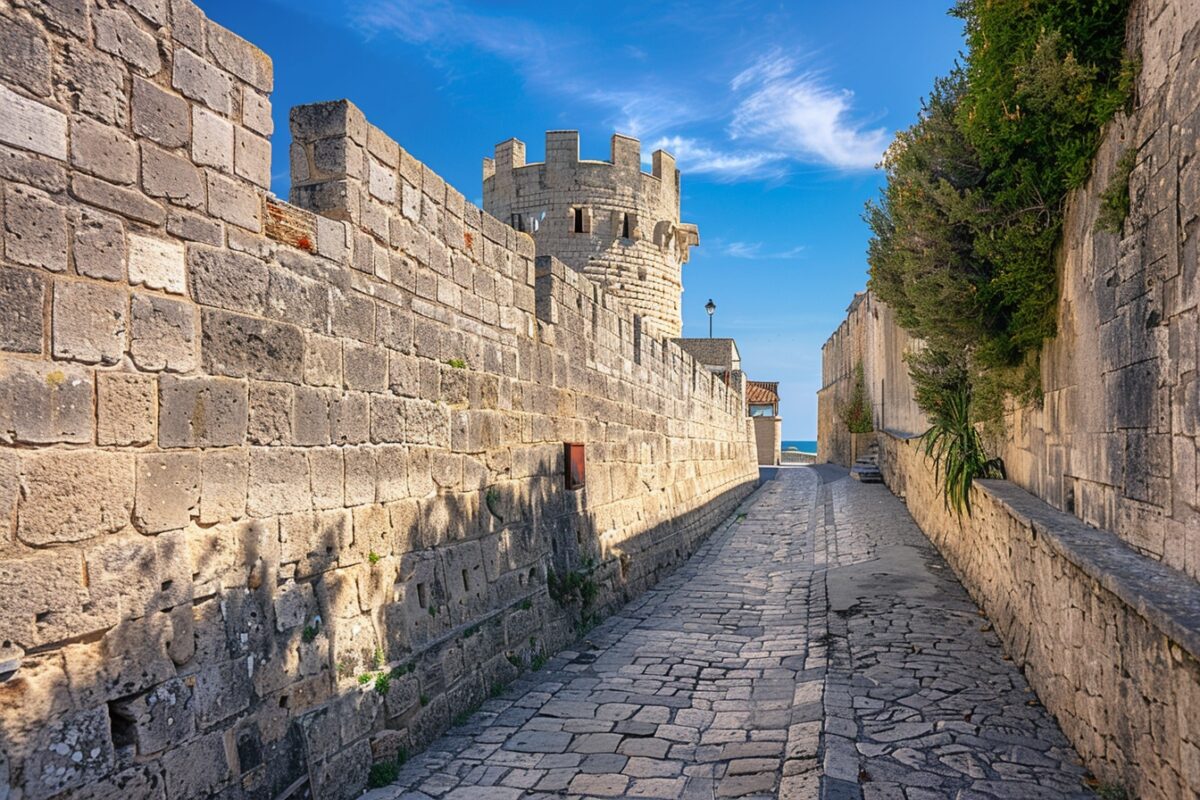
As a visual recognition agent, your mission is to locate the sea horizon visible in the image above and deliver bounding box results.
[781,439,818,453]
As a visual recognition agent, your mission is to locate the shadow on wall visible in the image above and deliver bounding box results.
[0,464,753,800]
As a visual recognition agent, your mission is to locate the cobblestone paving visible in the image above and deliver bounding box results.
[369,466,1094,800]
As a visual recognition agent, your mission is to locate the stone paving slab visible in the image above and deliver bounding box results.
[371,466,1094,799]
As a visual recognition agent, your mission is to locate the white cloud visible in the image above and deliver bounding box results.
[719,241,806,260]
[728,50,888,170]
[645,135,787,181]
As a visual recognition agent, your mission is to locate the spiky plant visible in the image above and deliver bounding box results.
[920,381,1005,515]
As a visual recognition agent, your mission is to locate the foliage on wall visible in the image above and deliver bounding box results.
[865,0,1132,508]
[839,361,874,434]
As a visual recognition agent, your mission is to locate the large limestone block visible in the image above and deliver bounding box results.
[0,359,93,444]
[21,706,115,800]
[17,450,134,545]
[129,292,198,372]
[158,374,248,448]
[134,452,200,533]
[97,372,156,446]
[51,280,127,364]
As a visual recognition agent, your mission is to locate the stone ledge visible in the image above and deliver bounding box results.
[976,477,1200,661]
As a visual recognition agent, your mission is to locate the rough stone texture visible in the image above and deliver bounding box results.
[0,10,758,800]
[368,468,1094,800]
[817,4,1200,795]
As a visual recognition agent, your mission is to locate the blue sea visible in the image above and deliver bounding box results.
[781,440,818,454]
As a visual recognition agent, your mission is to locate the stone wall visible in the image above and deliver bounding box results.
[482,132,698,339]
[817,293,925,466]
[752,416,780,466]
[817,0,1200,793]
[0,4,759,799]
[881,434,1200,799]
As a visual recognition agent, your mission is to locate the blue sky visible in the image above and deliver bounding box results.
[202,0,965,439]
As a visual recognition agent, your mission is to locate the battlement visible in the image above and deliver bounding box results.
[482,131,697,338]
[482,131,678,183]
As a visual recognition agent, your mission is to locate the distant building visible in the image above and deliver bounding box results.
[672,338,741,374]
[746,381,781,466]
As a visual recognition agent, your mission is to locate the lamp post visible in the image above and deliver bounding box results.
[705,299,716,338]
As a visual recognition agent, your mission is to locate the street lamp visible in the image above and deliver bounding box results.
[705,299,716,338]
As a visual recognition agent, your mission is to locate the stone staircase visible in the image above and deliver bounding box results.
[850,443,883,483]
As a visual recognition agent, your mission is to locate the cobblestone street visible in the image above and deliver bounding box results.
[373,466,1094,800]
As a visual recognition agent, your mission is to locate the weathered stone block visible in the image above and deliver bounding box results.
[161,730,231,799]
[331,391,370,445]
[0,358,93,444]
[202,308,304,381]
[235,126,271,188]
[22,706,114,800]
[344,445,376,506]
[97,372,156,446]
[72,208,125,281]
[293,386,332,445]
[309,447,344,509]
[93,7,161,75]
[193,659,253,727]
[243,87,273,136]
[71,173,165,226]
[134,452,200,533]
[0,84,66,160]
[274,580,315,631]
[69,115,138,192]
[305,334,342,387]
[199,447,248,524]
[172,47,233,114]
[187,244,269,313]
[17,450,134,544]
[110,678,194,755]
[280,508,348,576]
[0,549,88,647]
[0,10,51,96]
[0,267,45,353]
[51,279,127,364]
[344,340,387,392]
[192,105,233,170]
[129,292,197,372]
[158,374,248,448]
[206,170,262,231]
[132,76,189,147]
[141,142,205,208]
[5,184,66,271]
[247,380,293,445]
[247,448,311,516]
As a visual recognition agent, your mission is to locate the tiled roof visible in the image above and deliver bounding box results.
[747,381,779,404]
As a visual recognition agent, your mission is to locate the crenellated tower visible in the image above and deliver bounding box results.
[483,132,699,338]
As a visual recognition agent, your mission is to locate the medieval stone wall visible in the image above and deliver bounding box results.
[0,4,759,799]
[482,132,696,339]
[817,0,1200,793]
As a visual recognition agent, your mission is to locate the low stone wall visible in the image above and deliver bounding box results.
[0,3,758,799]
[881,433,1200,799]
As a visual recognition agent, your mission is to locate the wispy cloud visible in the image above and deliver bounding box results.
[728,50,889,170]
[644,136,786,181]
[712,239,806,260]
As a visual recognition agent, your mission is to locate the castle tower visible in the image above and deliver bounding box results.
[483,132,699,338]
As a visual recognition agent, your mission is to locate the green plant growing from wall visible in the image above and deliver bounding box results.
[373,672,391,695]
[445,358,468,369]
[1095,148,1137,234]
[838,361,874,434]
[920,378,1006,516]
[366,749,408,789]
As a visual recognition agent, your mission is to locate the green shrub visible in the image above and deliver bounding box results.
[1096,148,1137,234]
[367,760,399,788]
[838,361,874,433]
[867,0,1131,508]
[373,672,391,695]
[445,358,467,369]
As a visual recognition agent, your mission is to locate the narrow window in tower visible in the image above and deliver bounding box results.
[621,213,631,239]
[512,213,524,232]
[573,207,585,233]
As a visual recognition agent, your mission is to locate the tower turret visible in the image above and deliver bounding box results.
[483,131,699,339]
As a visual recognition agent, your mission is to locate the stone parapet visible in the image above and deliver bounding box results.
[0,4,758,798]
[880,432,1200,798]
